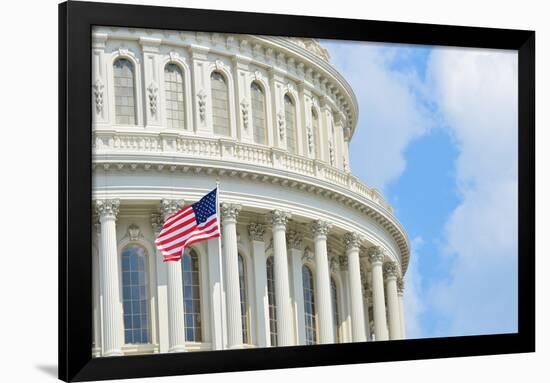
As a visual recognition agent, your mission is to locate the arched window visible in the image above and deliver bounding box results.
[284,94,297,154]
[211,71,230,136]
[311,108,319,158]
[251,82,267,145]
[121,244,150,344]
[113,58,136,125]
[164,63,185,129]
[302,265,317,345]
[238,254,250,344]
[182,249,202,342]
[331,277,341,343]
[266,256,278,346]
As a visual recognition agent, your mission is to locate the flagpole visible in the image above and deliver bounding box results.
[215,179,225,349]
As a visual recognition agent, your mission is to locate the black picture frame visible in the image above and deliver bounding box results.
[58,1,535,381]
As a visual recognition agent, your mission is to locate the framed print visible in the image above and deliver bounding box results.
[58,1,535,381]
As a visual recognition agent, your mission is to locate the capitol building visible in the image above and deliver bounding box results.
[91,27,410,357]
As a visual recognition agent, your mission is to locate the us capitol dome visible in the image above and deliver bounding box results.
[91,27,410,357]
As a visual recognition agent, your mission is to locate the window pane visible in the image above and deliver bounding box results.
[331,278,340,343]
[113,58,136,125]
[121,244,150,344]
[302,265,317,345]
[266,257,278,346]
[211,72,230,136]
[164,64,186,129]
[251,82,267,145]
[238,254,250,344]
[182,249,202,342]
[284,94,297,154]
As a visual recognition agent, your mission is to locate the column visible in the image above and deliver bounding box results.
[249,223,270,347]
[92,222,102,356]
[160,199,187,353]
[311,220,334,344]
[343,232,366,342]
[207,238,226,350]
[368,246,389,341]
[397,276,406,339]
[220,203,243,348]
[338,256,352,342]
[95,199,123,357]
[384,261,401,340]
[287,230,306,345]
[270,209,294,346]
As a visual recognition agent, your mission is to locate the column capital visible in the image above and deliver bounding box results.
[220,202,241,222]
[302,246,314,263]
[367,246,385,265]
[270,209,291,228]
[311,219,332,238]
[343,232,363,251]
[248,222,266,242]
[383,261,400,280]
[95,199,120,220]
[160,199,185,220]
[286,229,303,250]
[151,213,163,235]
[397,276,405,294]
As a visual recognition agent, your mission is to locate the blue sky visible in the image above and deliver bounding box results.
[321,40,518,338]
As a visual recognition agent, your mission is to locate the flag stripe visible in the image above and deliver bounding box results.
[156,216,217,249]
[157,214,197,242]
[161,207,194,231]
[158,219,218,253]
[155,188,220,262]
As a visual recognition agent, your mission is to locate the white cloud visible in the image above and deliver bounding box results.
[323,41,434,191]
[425,47,518,336]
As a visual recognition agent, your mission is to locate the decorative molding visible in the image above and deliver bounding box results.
[147,82,158,115]
[240,98,249,129]
[151,213,163,235]
[383,261,399,280]
[277,111,285,140]
[306,123,314,153]
[95,199,120,220]
[286,229,303,249]
[197,89,207,122]
[311,219,332,237]
[124,223,144,241]
[302,246,314,263]
[367,246,385,265]
[339,254,348,268]
[168,50,180,62]
[328,140,335,166]
[270,209,291,227]
[248,223,266,242]
[343,232,363,251]
[117,47,130,57]
[92,79,104,113]
[220,202,241,221]
[329,255,340,272]
[214,59,228,72]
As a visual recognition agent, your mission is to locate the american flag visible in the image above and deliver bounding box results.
[155,188,220,262]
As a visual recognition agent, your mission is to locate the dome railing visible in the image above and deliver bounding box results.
[93,130,393,213]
